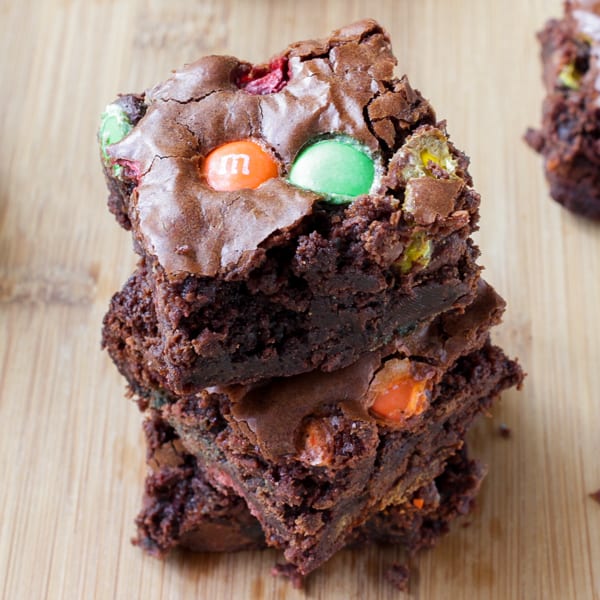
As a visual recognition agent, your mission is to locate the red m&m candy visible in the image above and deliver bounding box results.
[201,140,279,191]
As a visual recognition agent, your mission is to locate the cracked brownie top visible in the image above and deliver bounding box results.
[102,20,475,279]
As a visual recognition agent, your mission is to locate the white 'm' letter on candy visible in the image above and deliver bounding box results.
[218,154,251,176]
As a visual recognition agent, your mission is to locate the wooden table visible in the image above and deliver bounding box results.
[1,0,599,598]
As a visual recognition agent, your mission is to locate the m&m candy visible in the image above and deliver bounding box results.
[99,103,133,177]
[288,137,375,204]
[202,140,279,191]
[368,359,429,424]
[235,56,289,95]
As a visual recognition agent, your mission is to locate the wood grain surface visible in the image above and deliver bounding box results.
[1,0,599,598]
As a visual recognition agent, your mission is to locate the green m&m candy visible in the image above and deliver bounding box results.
[288,137,375,204]
[99,103,133,177]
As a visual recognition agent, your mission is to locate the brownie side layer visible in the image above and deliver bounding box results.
[146,217,481,393]
[525,3,600,219]
[102,248,492,404]
[135,412,485,559]
[135,414,264,556]
[157,342,522,575]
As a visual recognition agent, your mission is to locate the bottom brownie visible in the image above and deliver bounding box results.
[135,414,263,555]
[135,413,485,559]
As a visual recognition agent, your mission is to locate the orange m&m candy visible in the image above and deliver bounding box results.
[368,359,429,424]
[297,418,333,467]
[201,140,279,191]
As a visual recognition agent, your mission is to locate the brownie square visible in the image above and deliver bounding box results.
[526,1,600,219]
[101,19,483,393]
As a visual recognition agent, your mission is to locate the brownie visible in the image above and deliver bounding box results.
[100,19,484,393]
[135,414,264,555]
[526,1,600,219]
[135,412,486,559]
[99,18,524,584]
[148,340,521,575]
[102,256,504,406]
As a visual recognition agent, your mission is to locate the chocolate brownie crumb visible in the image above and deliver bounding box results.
[271,563,304,589]
[385,563,410,592]
[498,423,512,438]
[590,489,600,505]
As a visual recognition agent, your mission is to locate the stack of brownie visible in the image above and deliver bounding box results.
[99,20,523,582]
[526,0,600,219]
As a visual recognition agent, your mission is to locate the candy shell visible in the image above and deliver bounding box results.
[99,104,133,177]
[288,137,375,203]
[202,140,279,191]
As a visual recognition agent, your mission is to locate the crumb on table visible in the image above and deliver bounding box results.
[385,563,410,592]
[498,423,512,438]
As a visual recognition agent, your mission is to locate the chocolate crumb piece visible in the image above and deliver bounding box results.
[590,489,600,505]
[272,563,304,589]
[385,563,410,592]
[498,423,512,438]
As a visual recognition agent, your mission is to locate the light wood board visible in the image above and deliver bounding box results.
[1,0,599,598]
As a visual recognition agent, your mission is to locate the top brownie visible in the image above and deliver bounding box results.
[100,20,482,392]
